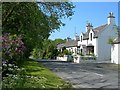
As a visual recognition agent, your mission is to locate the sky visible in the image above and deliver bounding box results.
[49,2,118,40]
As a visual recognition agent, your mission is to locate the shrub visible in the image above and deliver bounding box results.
[78,53,84,56]
[58,53,64,57]
[108,37,114,44]
[63,49,72,55]
[2,33,26,64]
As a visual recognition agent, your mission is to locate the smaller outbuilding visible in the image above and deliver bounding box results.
[57,36,79,55]
[111,36,120,64]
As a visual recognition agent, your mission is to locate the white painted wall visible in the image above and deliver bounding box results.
[78,29,98,56]
[111,44,120,64]
[77,12,117,62]
[78,33,87,45]
[97,24,117,61]
[108,18,115,25]
[88,30,98,56]
[78,39,87,46]
[57,56,68,61]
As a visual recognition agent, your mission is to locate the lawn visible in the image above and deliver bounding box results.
[19,59,73,89]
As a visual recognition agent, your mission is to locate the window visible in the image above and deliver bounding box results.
[90,33,92,41]
[81,36,82,42]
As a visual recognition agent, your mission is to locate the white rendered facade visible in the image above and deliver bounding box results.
[78,12,117,61]
[111,43,120,64]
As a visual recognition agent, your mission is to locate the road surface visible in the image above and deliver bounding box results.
[38,60,119,89]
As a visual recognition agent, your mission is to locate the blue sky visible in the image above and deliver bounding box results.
[49,2,118,40]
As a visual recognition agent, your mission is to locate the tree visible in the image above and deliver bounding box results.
[2,2,75,58]
[54,38,66,45]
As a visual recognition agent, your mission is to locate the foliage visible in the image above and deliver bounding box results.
[31,38,66,59]
[2,2,75,58]
[58,49,72,57]
[108,37,114,44]
[31,48,40,59]
[58,52,64,57]
[63,49,68,55]
[78,53,84,56]
[2,33,26,64]
[2,59,73,88]
[2,63,47,88]
[54,38,66,45]
[86,53,95,56]
[117,27,120,36]
[63,49,71,55]
[113,25,120,36]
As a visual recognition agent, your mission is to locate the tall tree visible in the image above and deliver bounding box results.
[2,2,75,57]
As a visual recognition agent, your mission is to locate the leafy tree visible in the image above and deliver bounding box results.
[2,2,75,58]
[31,39,65,59]
[54,38,66,45]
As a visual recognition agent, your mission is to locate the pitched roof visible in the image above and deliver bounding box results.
[83,24,108,40]
[83,32,89,40]
[57,40,78,49]
[65,40,78,47]
[93,24,108,38]
[57,43,65,49]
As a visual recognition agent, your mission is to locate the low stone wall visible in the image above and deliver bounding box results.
[57,55,73,62]
[57,55,68,61]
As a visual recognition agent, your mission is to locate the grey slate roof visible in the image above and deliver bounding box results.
[57,40,78,49]
[57,43,65,49]
[57,24,108,49]
[65,40,78,47]
[83,24,108,40]
[93,24,108,38]
[83,32,89,40]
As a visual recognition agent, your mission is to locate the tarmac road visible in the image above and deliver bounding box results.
[38,60,119,89]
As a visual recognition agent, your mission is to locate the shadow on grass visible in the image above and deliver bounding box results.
[18,59,73,88]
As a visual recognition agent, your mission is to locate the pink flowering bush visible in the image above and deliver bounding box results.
[2,33,26,64]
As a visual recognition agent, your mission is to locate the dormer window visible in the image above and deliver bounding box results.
[81,36,82,42]
[90,33,92,41]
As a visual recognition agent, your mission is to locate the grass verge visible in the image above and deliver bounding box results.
[20,59,73,89]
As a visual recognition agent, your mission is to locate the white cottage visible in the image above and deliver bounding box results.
[57,12,118,62]
[111,37,120,64]
[57,37,79,55]
[78,12,117,61]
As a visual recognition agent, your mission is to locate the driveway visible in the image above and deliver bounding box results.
[38,60,119,89]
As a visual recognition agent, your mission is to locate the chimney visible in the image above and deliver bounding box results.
[74,35,80,41]
[107,12,115,25]
[86,23,93,32]
[66,37,71,42]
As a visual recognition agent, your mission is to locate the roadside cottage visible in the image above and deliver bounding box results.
[78,12,118,61]
[57,12,118,62]
[111,37,120,64]
[57,36,79,55]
